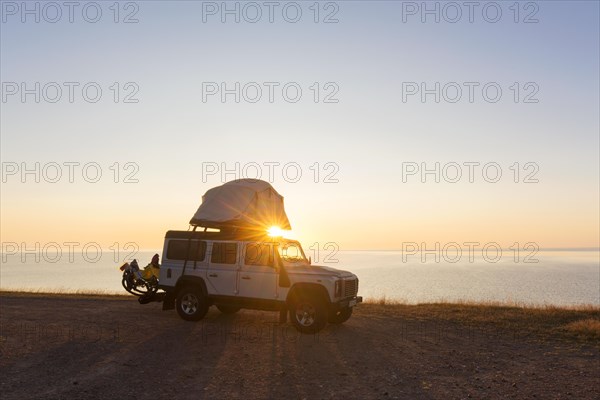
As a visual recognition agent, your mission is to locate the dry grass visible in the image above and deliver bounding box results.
[367,295,408,306]
[364,296,598,310]
[562,318,600,340]
[0,288,129,299]
[363,297,600,345]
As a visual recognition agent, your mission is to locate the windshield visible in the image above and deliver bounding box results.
[278,241,309,267]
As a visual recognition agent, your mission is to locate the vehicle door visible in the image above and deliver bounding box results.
[206,241,239,296]
[238,242,278,300]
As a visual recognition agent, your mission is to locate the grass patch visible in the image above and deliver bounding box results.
[0,288,129,299]
[362,298,600,345]
[366,295,408,306]
[562,318,600,340]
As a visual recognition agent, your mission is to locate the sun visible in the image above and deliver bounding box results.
[267,226,285,237]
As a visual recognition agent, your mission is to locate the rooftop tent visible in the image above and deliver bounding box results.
[189,179,291,230]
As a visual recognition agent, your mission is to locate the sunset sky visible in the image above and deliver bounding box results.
[1,1,598,251]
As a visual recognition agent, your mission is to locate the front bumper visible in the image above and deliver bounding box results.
[334,296,363,310]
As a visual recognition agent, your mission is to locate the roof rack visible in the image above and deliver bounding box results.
[166,226,273,241]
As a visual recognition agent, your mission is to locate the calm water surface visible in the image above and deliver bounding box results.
[1,250,598,306]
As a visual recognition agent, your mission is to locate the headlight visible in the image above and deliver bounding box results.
[334,280,342,297]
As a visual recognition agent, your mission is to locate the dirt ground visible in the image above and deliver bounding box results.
[1,293,598,400]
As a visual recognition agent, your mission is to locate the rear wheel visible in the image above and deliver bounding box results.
[329,307,353,324]
[289,295,328,333]
[216,305,241,314]
[176,286,208,321]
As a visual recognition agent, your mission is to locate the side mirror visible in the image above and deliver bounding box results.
[309,256,312,265]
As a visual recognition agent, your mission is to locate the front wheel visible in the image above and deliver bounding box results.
[289,295,328,333]
[176,286,208,321]
[329,307,353,324]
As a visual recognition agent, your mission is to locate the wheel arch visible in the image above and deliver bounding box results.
[286,283,331,307]
[175,276,208,296]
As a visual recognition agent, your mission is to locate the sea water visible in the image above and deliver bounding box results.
[1,250,598,306]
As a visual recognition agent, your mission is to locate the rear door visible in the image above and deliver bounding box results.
[238,242,278,300]
[206,241,239,296]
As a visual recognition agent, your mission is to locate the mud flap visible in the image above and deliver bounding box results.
[279,305,288,323]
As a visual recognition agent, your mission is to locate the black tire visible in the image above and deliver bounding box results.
[138,294,154,304]
[176,286,208,321]
[122,271,157,297]
[289,294,328,334]
[122,272,142,297]
[329,307,353,324]
[216,305,241,314]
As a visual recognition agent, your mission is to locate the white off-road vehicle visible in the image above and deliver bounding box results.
[121,179,364,333]
[158,229,362,333]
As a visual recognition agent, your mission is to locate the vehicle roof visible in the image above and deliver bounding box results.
[165,229,295,243]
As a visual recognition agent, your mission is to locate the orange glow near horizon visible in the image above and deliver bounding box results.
[0,178,598,250]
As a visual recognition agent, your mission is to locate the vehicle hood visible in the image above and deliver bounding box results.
[285,264,355,278]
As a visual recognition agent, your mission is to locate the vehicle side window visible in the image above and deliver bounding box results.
[211,242,237,264]
[244,243,273,267]
[167,240,206,261]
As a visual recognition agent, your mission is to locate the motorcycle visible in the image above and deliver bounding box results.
[119,259,159,303]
